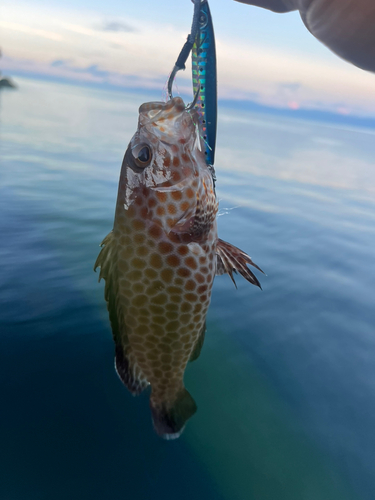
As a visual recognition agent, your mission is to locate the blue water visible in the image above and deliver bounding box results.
[1,77,375,500]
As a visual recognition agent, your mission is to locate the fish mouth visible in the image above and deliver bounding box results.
[139,97,186,124]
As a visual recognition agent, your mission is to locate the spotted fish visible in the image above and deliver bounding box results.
[94,96,262,439]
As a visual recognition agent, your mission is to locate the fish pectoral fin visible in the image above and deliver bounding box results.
[115,345,149,396]
[189,321,206,362]
[216,238,264,289]
[150,388,197,440]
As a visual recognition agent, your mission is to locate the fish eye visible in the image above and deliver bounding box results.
[132,143,152,168]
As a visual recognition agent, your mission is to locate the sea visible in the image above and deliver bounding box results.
[1,76,375,500]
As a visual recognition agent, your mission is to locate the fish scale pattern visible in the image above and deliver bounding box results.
[113,174,217,407]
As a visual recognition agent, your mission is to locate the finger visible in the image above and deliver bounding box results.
[233,0,297,13]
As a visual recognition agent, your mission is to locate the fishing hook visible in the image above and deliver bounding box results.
[167,0,204,102]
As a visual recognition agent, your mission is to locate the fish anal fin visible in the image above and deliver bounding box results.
[189,321,206,362]
[150,388,197,440]
[115,345,149,396]
[216,238,264,289]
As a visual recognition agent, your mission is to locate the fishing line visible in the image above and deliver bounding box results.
[167,0,202,99]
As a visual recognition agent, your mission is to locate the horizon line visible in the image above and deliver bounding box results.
[4,70,375,131]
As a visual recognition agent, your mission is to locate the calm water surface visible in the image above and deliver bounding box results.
[1,77,375,500]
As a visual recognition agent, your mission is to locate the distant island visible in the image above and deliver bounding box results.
[0,48,17,89]
[0,77,17,89]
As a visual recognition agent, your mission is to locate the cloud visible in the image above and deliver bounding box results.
[98,21,136,33]
[50,59,72,68]
[2,2,375,117]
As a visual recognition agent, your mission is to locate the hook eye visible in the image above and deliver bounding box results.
[199,11,207,28]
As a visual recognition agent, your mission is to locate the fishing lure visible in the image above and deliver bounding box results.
[191,0,217,170]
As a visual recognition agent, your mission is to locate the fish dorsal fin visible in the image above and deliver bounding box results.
[94,231,123,343]
[94,231,149,394]
[216,238,264,289]
[189,321,206,362]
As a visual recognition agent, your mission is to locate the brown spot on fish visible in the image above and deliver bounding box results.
[171,294,182,303]
[158,241,173,254]
[145,268,158,280]
[148,198,157,209]
[132,257,147,269]
[185,280,196,291]
[173,157,180,167]
[132,219,146,231]
[138,246,149,257]
[185,292,198,302]
[177,267,191,278]
[166,320,180,332]
[171,191,182,202]
[171,171,181,182]
[156,206,165,216]
[167,204,177,215]
[181,302,192,313]
[177,245,189,256]
[180,201,190,212]
[132,294,148,307]
[156,191,167,203]
[133,283,144,294]
[134,233,146,245]
[166,254,180,267]
[149,224,162,239]
[185,257,197,270]
[194,272,205,284]
[150,253,163,269]
[160,268,174,283]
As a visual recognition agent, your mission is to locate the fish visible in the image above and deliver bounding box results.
[94,96,263,439]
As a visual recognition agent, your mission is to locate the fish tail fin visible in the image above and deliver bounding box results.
[150,388,197,440]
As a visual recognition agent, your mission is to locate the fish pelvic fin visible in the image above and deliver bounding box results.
[150,388,197,440]
[189,321,206,363]
[216,238,264,289]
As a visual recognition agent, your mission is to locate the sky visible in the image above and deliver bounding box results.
[1,0,375,116]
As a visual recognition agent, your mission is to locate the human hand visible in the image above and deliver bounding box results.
[235,0,375,72]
